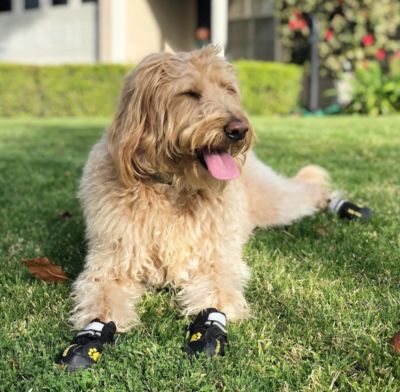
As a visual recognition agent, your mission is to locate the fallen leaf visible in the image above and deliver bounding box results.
[59,211,73,220]
[315,224,329,236]
[22,257,70,283]
[390,331,400,353]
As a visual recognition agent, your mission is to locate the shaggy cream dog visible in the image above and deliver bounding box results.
[70,46,330,335]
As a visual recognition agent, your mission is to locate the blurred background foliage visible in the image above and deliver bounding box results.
[275,0,400,114]
[2,0,400,117]
[276,0,400,77]
[0,61,303,117]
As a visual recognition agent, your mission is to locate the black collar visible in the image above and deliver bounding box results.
[149,173,173,186]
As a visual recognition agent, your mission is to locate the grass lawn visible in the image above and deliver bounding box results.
[1,115,400,391]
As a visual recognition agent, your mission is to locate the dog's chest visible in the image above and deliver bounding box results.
[131,185,247,286]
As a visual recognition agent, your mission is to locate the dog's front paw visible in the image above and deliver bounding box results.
[184,308,227,357]
[56,319,116,371]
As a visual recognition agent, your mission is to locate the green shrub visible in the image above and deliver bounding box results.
[36,65,129,116]
[0,65,41,116]
[0,64,130,117]
[347,59,400,115]
[234,61,303,115]
[0,62,302,117]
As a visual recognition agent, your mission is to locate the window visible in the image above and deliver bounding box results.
[25,0,39,10]
[228,17,275,61]
[229,0,273,19]
[228,0,276,61]
[52,0,67,5]
[0,0,12,12]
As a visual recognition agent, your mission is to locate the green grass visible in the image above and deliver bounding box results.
[1,116,400,391]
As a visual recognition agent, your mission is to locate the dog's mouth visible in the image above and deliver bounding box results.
[196,149,240,180]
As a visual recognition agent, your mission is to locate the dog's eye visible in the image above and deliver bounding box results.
[182,90,201,100]
[225,86,237,95]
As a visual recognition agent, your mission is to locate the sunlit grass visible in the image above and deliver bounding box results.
[1,116,399,391]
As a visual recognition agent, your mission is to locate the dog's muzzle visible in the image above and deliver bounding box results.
[224,118,248,141]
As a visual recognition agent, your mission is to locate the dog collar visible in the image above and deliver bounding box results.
[150,173,173,186]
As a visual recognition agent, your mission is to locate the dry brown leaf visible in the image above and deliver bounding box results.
[315,224,329,237]
[390,331,400,353]
[22,257,70,283]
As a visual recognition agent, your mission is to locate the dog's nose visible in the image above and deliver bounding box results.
[224,119,248,141]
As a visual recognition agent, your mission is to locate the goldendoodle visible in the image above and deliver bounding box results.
[58,46,330,369]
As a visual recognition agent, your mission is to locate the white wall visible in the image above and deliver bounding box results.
[125,0,196,63]
[0,0,98,64]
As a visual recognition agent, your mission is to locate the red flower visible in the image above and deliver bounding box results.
[289,18,299,31]
[288,11,308,32]
[289,17,308,31]
[362,34,374,47]
[298,19,307,30]
[325,29,334,41]
[376,48,386,61]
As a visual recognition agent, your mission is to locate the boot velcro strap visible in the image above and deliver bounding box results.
[204,311,227,334]
[328,197,345,213]
[76,321,105,338]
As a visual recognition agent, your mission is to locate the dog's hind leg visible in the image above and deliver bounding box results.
[242,152,331,229]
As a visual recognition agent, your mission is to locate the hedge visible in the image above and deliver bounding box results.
[0,62,302,117]
[234,61,303,115]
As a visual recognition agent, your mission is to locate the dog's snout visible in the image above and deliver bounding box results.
[224,119,248,141]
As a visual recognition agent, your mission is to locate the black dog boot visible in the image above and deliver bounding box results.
[56,319,116,371]
[184,308,227,357]
[329,196,372,221]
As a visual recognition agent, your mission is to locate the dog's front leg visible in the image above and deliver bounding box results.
[179,258,250,357]
[56,247,144,371]
[69,264,144,333]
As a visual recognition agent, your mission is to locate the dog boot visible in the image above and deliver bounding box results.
[56,319,116,371]
[184,308,227,357]
[329,196,372,221]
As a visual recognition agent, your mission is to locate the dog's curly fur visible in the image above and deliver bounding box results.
[70,46,330,332]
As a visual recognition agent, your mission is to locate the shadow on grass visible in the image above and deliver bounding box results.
[247,212,400,287]
[43,213,86,279]
[0,120,106,281]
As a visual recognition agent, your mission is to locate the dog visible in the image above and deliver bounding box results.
[58,46,330,369]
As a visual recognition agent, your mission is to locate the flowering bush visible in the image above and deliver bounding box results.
[276,0,400,77]
[347,58,400,115]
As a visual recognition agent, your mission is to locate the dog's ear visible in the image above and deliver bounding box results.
[108,53,177,187]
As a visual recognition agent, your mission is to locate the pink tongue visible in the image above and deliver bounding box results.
[203,151,240,180]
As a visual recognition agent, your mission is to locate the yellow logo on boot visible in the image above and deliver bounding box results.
[88,347,101,362]
[190,332,202,342]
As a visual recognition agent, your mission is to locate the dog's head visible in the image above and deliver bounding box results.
[108,46,254,191]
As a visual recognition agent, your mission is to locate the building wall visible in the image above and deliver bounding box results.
[98,0,112,63]
[126,0,196,63]
[0,0,98,64]
[99,0,197,64]
[99,0,196,63]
